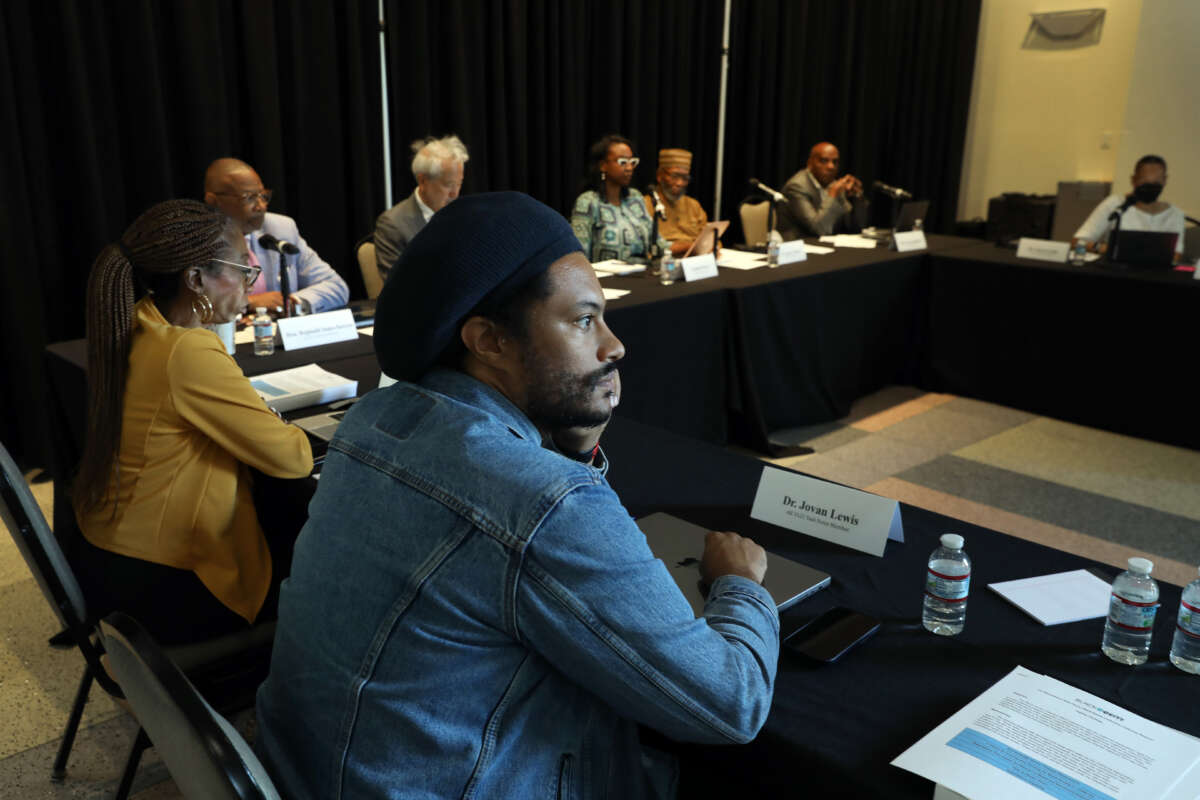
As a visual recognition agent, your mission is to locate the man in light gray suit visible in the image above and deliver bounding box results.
[374,135,470,280]
[777,142,868,240]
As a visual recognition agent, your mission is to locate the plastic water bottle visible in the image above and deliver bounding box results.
[659,251,676,285]
[922,534,970,636]
[1069,241,1087,265]
[1101,557,1159,665]
[767,238,780,268]
[253,307,275,356]
[1168,567,1200,674]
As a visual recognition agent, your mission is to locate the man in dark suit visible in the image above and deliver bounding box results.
[373,135,470,280]
[777,142,868,240]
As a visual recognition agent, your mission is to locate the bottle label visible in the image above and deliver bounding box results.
[926,567,970,602]
[1177,599,1200,639]
[254,323,272,338]
[1108,593,1159,632]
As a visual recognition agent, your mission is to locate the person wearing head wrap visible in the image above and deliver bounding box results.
[256,192,779,800]
[645,148,711,257]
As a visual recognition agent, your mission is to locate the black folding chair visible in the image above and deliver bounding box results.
[0,440,274,798]
[100,612,281,800]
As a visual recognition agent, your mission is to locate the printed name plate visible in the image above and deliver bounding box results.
[277,308,359,351]
[750,466,903,557]
[680,253,719,282]
[892,231,928,252]
[777,240,807,265]
[1016,237,1070,263]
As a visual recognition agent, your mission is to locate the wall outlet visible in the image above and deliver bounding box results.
[1100,130,1114,150]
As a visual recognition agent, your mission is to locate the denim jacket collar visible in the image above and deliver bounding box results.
[419,367,542,444]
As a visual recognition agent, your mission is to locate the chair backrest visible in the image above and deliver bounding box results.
[740,199,770,247]
[100,613,281,800]
[1051,180,1111,242]
[1183,216,1200,263]
[357,238,382,300]
[0,440,90,638]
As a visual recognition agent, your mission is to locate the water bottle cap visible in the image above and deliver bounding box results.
[940,533,964,550]
[1127,557,1153,574]
[256,307,267,313]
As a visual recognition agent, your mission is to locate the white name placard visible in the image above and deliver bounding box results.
[277,308,360,351]
[1016,237,1069,263]
[679,253,719,282]
[777,240,808,265]
[892,231,928,252]
[750,466,904,557]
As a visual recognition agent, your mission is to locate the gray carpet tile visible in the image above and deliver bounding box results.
[874,405,1029,453]
[770,422,869,451]
[938,396,1037,427]
[842,385,927,423]
[899,456,1200,566]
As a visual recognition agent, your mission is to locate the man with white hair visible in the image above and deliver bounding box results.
[374,134,469,280]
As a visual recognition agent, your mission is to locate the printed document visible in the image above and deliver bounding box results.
[250,364,357,413]
[892,666,1200,800]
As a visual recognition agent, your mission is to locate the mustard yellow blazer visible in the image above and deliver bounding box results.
[76,297,313,622]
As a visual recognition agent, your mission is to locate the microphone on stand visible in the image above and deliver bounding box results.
[258,233,300,255]
[651,189,668,221]
[258,234,299,316]
[872,180,913,200]
[1109,195,1136,221]
[749,178,786,203]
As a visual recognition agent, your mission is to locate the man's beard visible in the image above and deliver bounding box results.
[523,356,619,431]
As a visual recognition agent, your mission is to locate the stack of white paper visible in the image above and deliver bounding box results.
[988,570,1111,626]
[602,288,630,300]
[716,249,768,270]
[249,364,357,413]
[819,234,877,249]
[591,260,646,276]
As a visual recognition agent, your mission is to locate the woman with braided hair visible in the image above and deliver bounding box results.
[73,199,312,644]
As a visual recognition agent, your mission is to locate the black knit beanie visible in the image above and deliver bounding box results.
[374,191,582,381]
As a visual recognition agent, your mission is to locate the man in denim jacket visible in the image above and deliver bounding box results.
[256,192,780,799]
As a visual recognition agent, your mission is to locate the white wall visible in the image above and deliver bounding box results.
[1114,0,1200,219]
[958,0,1144,221]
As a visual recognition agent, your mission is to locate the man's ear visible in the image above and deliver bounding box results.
[460,316,518,371]
[203,191,217,207]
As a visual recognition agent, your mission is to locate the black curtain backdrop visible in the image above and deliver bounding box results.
[383,0,726,217]
[722,0,981,239]
[0,0,382,467]
[1,0,978,466]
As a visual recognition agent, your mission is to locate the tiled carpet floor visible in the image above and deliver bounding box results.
[766,387,1199,587]
[2,386,1197,796]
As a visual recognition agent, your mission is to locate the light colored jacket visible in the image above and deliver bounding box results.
[247,212,350,312]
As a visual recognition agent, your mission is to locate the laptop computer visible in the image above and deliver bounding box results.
[893,200,930,233]
[1107,230,1178,270]
[293,372,396,447]
[637,512,830,615]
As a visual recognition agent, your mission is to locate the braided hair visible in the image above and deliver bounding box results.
[75,199,237,513]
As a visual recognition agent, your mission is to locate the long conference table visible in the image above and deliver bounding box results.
[42,260,1200,796]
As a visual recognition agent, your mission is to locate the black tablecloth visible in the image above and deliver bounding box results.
[43,329,1199,798]
[602,417,1199,798]
[924,242,1200,451]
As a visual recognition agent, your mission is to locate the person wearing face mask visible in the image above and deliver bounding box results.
[1071,155,1186,257]
[570,134,669,263]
